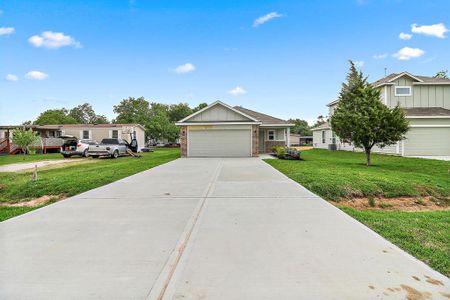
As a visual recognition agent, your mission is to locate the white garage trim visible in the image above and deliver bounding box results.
[176,122,260,126]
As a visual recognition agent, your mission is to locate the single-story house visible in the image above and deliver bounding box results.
[176,101,293,157]
[289,133,301,146]
[0,123,146,155]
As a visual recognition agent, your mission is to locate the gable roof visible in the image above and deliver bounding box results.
[177,101,259,123]
[372,72,450,87]
[311,121,330,131]
[233,106,291,125]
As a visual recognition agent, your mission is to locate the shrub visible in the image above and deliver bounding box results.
[275,146,286,159]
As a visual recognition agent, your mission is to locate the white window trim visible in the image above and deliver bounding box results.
[394,86,412,97]
[267,130,275,141]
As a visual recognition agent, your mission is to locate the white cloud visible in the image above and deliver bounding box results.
[411,23,448,39]
[28,31,81,49]
[173,63,195,74]
[399,32,412,40]
[392,47,425,60]
[354,60,365,68]
[5,74,18,81]
[0,27,15,36]
[25,71,48,80]
[228,86,247,96]
[253,12,283,27]
[373,53,388,59]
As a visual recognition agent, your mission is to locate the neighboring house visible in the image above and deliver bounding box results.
[289,133,301,146]
[312,72,450,156]
[0,123,146,155]
[176,101,293,157]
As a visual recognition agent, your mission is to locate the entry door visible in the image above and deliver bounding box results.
[188,129,251,157]
[259,130,265,152]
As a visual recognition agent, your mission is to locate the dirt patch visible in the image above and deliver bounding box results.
[291,146,313,151]
[424,275,444,286]
[400,284,432,300]
[0,195,66,207]
[333,196,450,212]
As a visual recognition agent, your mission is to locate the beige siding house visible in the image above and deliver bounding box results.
[176,101,293,157]
[313,72,450,156]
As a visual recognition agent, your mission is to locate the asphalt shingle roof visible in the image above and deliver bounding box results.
[402,107,450,117]
[372,72,450,86]
[233,106,290,125]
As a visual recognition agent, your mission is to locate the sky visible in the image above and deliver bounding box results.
[1,0,449,125]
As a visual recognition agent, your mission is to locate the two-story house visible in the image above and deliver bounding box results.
[312,72,450,156]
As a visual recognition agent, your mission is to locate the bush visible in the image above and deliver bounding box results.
[275,146,286,159]
[368,195,375,207]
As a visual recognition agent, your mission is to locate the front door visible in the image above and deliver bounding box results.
[259,130,265,153]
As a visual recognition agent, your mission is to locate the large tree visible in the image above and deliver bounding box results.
[288,118,312,136]
[434,70,449,79]
[330,61,409,166]
[113,97,151,126]
[68,103,109,124]
[34,109,78,125]
[147,111,179,142]
[167,103,193,122]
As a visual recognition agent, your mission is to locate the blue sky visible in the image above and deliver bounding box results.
[1,0,449,125]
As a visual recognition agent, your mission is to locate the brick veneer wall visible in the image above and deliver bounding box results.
[264,140,285,153]
[251,125,259,157]
[180,125,187,157]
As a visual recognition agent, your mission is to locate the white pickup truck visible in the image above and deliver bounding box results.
[87,138,130,158]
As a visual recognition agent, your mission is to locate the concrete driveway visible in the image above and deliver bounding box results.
[1,158,448,299]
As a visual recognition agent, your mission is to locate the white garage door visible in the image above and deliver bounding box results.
[188,129,251,157]
[404,127,450,156]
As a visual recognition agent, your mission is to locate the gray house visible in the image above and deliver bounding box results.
[176,101,293,157]
[313,72,450,156]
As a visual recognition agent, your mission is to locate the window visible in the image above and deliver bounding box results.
[268,130,275,141]
[395,86,412,96]
[331,131,336,144]
[112,130,119,139]
[322,131,325,144]
[82,130,89,139]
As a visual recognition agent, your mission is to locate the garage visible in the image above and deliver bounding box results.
[188,128,251,157]
[404,127,450,156]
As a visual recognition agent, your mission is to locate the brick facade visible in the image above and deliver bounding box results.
[251,125,259,157]
[180,125,187,157]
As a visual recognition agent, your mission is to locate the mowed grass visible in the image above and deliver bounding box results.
[0,148,180,221]
[0,153,63,166]
[266,149,450,276]
[341,207,450,277]
[265,149,449,201]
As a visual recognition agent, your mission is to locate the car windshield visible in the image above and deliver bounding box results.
[101,139,119,144]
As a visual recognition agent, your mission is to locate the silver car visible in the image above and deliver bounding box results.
[88,138,129,158]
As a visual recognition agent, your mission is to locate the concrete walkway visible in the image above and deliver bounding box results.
[0,159,83,172]
[0,158,448,299]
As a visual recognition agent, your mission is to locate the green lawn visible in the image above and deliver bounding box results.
[0,148,180,221]
[0,153,63,166]
[341,207,450,277]
[265,149,449,201]
[266,149,450,276]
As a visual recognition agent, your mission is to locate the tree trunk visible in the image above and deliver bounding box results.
[365,148,372,166]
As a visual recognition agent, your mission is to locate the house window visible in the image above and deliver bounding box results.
[112,130,119,139]
[268,130,275,141]
[82,130,90,139]
[332,131,336,144]
[322,131,325,144]
[395,86,412,96]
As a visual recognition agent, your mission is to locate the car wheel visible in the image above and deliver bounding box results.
[112,150,119,159]
[83,149,89,157]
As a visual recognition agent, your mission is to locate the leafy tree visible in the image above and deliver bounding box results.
[331,61,409,166]
[68,103,109,124]
[288,118,312,136]
[113,97,151,126]
[12,128,39,155]
[192,102,208,112]
[313,115,326,128]
[168,103,193,122]
[34,109,78,125]
[435,70,449,79]
[147,112,179,142]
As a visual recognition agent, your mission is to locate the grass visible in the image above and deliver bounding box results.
[341,207,450,277]
[266,149,450,276]
[0,153,63,166]
[0,205,46,222]
[265,149,449,201]
[0,148,180,221]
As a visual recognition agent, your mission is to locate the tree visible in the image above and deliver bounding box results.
[313,115,326,128]
[330,61,409,166]
[68,103,109,124]
[288,118,312,136]
[147,111,179,142]
[435,70,449,79]
[113,97,151,126]
[34,109,78,125]
[192,102,208,112]
[12,128,39,155]
[167,103,193,122]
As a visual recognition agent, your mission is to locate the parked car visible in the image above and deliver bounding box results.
[88,138,130,158]
[60,136,97,158]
